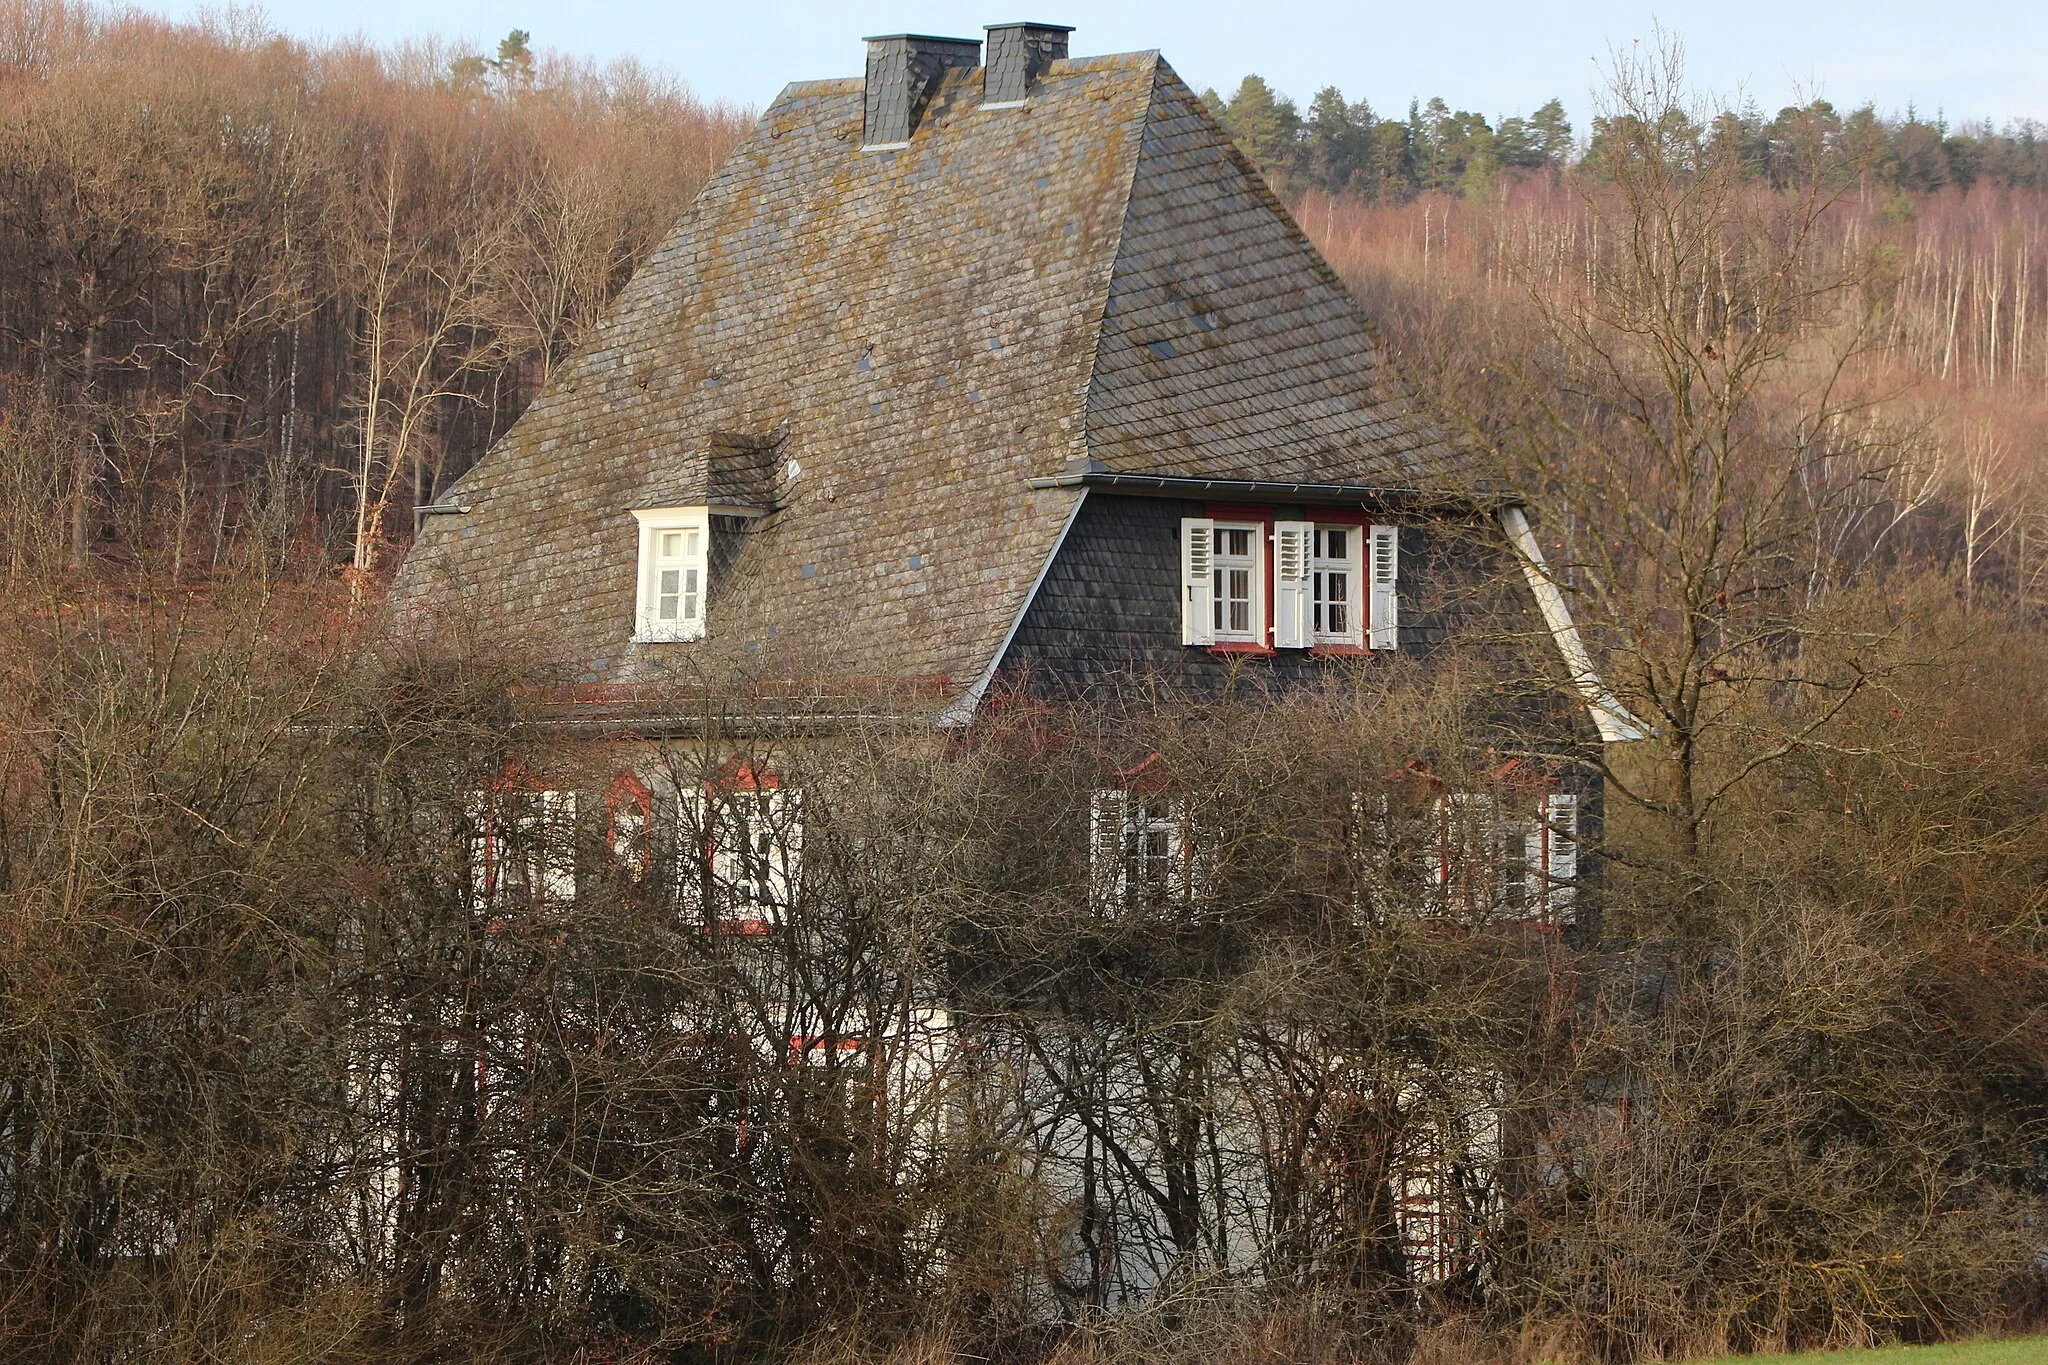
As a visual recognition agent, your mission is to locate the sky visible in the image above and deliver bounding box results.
[140,1,2048,128]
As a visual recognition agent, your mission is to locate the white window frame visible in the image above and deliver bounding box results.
[631,507,709,643]
[1311,523,1365,647]
[1208,521,1265,644]
[468,788,578,909]
[1422,788,1579,926]
[678,785,803,932]
[1089,789,1212,917]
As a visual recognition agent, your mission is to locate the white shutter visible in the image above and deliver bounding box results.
[1542,792,1578,923]
[466,794,500,906]
[1089,789,1131,914]
[674,789,709,918]
[767,788,803,909]
[1272,520,1313,648]
[538,790,578,904]
[1369,523,1400,650]
[1180,518,1215,646]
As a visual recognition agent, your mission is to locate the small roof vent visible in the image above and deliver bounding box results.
[983,22,1072,106]
[862,33,981,148]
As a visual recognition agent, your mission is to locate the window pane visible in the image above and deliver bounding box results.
[1325,528,1346,558]
[660,531,682,558]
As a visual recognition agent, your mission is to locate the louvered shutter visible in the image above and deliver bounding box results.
[1543,793,1578,923]
[467,794,500,907]
[1273,520,1313,648]
[767,788,803,910]
[538,790,579,904]
[1181,519,1215,645]
[1369,524,1400,650]
[1089,789,1131,915]
[674,789,709,919]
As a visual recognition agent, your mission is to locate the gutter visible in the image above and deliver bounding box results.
[1026,470,1497,513]
[1497,504,1648,744]
[413,500,471,536]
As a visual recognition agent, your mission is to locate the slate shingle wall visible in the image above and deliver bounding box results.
[1002,492,1492,696]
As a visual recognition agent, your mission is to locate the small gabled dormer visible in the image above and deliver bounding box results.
[629,503,770,644]
[628,430,783,645]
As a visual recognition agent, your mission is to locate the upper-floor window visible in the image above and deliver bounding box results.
[676,771,804,933]
[1088,788,1214,917]
[1312,525,1361,646]
[469,784,578,909]
[1182,515,1398,650]
[1211,522,1263,642]
[631,507,709,642]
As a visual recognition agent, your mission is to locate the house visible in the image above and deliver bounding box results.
[385,22,1638,1307]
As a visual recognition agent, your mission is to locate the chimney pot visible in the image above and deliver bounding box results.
[982,22,1072,105]
[862,33,981,147]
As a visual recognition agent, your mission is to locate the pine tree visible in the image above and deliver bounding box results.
[1220,75,1306,189]
[1306,86,1371,194]
[1529,98,1573,165]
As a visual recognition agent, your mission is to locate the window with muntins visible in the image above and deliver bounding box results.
[1180,516,1394,650]
[468,787,578,909]
[677,783,803,932]
[1312,525,1363,646]
[632,508,709,642]
[1089,789,1213,916]
[1422,790,1578,926]
[1210,523,1262,642]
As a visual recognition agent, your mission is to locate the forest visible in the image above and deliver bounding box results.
[5,2,2048,1362]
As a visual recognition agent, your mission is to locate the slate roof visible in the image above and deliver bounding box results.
[387,45,1464,712]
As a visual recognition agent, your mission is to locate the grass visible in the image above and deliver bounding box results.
[1696,1339,2048,1365]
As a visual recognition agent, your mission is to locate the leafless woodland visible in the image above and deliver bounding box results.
[3,10,2048,1363]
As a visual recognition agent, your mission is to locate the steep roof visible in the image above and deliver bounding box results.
[388,48,1460,710]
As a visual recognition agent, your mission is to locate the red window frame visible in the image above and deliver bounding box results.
[1202,503,1381,655]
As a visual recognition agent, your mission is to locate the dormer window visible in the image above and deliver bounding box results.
[1312,525,1362,646]
[632,508,709,642]
[1209,523,1263,642]
[1182,514,1397,650]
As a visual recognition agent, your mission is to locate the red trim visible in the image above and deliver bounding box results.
[480,760,548,794]
[708,758,781,793]
[1200,505,1380,650]
[1116,751,1172,791]
[704,917,775,937]
[1203,503,1278,523]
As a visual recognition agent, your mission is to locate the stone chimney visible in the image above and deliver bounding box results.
[862,33,981,148]
[982,22,1072,106]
